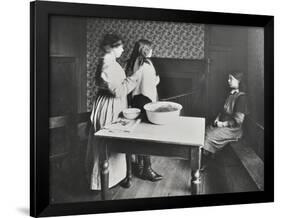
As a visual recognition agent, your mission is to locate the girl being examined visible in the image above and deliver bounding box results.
[126,39,162,182]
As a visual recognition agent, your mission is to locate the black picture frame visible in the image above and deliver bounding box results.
[30,1,274,217]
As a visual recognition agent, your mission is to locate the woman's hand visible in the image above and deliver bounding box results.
[129,68,141,81]
[216,121,228,128]
[213,117,219,126]
[216,121,223,127]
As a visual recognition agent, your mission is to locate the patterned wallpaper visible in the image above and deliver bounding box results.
[86,18,205,110]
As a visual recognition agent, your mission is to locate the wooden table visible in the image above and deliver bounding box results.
[95,116,205,200]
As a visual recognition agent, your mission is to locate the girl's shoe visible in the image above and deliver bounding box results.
[141,167,163,182]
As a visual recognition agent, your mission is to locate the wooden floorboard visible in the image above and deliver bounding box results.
[213,146,258,193]
[50,148,259,204]
[113,157,191,200]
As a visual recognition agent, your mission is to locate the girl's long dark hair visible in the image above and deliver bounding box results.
[126,39,152,76]
[230,71,247,92]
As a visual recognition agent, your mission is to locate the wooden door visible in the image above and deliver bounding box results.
[207,48,232,120]
[50,57,77,116]
[206,25,248,123]
[49,56,78,164]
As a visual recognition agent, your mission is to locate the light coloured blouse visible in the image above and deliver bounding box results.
[132,60,160,102]
[99,53,138,98]
[87,53,139,190]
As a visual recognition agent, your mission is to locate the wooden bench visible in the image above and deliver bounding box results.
[49,112,91,168]
[230,140,264,191]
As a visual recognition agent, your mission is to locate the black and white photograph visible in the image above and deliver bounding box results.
[29,0,273,217]
[1,0,280,218]
[48,12,266,203]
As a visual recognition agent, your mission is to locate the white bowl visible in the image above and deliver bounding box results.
[122,108,141,120]
[144,101,182,125]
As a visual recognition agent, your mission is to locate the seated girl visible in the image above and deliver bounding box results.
[201,72,249,167]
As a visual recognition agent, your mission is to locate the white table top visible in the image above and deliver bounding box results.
[95,116,205,147]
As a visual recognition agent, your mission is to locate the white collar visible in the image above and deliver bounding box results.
[230,89,239,94]
[103,53,116,62]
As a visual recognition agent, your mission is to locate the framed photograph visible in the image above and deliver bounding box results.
[30,1,274,217]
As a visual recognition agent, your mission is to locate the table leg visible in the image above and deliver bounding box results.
[126,154,133,186]
[100,144,109,200]
[190,147,202,195]
[119,154,133,188]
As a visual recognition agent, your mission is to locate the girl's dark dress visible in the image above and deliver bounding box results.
[203,91,248,153]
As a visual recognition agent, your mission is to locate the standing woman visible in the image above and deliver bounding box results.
[201,72,249,162]
[126,39,162,182]
[85,34,139,190]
